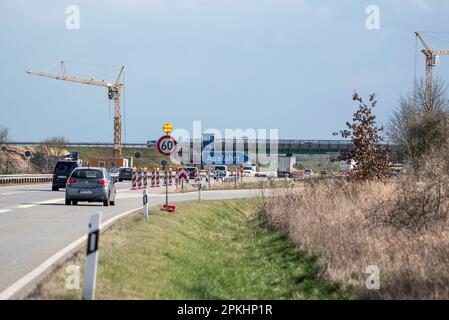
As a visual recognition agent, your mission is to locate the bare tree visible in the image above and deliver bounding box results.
[40,136,70,157]
[334,92,390,182]
[388,79,449,170]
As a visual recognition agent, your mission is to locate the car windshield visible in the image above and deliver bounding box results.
[120,168,132,173]
[71,169,103,179]
[215,166,226,171]
[243,167,252,170]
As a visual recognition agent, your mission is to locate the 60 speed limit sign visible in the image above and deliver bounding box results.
[156,135,177,156]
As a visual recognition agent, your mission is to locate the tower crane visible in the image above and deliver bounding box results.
[415,32,449,107]
[26,61,125,158]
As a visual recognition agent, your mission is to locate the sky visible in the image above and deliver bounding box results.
[1,0,449,142]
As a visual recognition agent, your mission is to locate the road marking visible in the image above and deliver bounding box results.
[1,191,24,196]
[0,209,11,214]
[16,198,64,209]
[0,206,142,300]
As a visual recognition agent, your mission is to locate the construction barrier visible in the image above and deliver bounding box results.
[156,171,160,187]
[131,169,137,190]
[169,172,173,186]
[137,168,143,189]
[143,169,148,188]
[163,171,168,186]
[151,170,156,188]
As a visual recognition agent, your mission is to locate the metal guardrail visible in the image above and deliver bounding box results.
[0,174,53,185]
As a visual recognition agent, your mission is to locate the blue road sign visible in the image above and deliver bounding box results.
[202,151,249,165]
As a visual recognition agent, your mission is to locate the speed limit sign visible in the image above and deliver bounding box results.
[157,135,177,156]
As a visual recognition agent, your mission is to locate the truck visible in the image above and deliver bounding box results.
[277,156,296,178]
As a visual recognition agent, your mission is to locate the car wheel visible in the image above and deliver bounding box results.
[103,200,110,207]
[52,186,59,191]
[118,179,122,182]
[65,199,71,205]
[110,200,115,206]
[72,201,78,205]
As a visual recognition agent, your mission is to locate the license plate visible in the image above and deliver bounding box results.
[58,176,67,179]
[80,190,93,194]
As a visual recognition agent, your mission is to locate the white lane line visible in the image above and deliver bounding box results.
[1,192,24,196]
[17,198,65,209]
[0,206,142,300]
[0,209,12,214]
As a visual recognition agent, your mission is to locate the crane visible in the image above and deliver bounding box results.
[415,32,449,108]
[26,61,125,158]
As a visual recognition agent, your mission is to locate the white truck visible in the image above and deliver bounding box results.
[277,156,296,178]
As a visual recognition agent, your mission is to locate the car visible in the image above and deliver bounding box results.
[304,169,313,178]
[214,165,229,178]
[65,167,116,206]
[243,164,256,177]
[109,167,120,179]
[118,167,133,182]
[52,160,82,191]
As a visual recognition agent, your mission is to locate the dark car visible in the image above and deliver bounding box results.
[52,160,81,191]
[118,167,133,182]
[65,167,116,206]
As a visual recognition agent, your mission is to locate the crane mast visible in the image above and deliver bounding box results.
[415,32,449,108]
[27,61,125,158]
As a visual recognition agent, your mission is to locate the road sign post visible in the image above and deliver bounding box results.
[143,188,148,220]
[158,124,177,213]
[83,212,102,300]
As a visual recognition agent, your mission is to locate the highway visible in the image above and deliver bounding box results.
[0,181,265,298]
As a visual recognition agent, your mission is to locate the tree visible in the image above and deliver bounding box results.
[40,136,70,157]
[388,79,449,170]
[334,93,390,182]
[0,126,8,143]
[37,136,70,173]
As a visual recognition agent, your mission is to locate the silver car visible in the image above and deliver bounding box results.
[65,167,116,206]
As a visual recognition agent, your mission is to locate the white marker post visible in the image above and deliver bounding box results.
[83,212,102,300]
[143,188,149,220]
[198,177,202,201]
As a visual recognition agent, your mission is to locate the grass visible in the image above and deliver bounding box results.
[170,179,300,193]
[30,200,348,300]
[261,180,449,299]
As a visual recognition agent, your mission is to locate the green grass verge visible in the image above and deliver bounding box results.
[31,200,349,300]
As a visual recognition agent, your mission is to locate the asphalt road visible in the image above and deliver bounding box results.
[0,181,265,294]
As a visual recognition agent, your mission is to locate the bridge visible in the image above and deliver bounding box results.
[4,140,402,162]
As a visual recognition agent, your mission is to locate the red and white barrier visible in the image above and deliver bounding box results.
[143,169,148,188]
[163,171,168,186]
[137,168,143,189]
[131,168,137,190]
[169,172,173,186]
[151,170,156,188]
[156,171,160,187]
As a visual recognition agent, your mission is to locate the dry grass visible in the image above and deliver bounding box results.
[258,178,449,299]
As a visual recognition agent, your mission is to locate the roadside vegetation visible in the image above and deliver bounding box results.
[258,87,449,299]
[30,200,348,300]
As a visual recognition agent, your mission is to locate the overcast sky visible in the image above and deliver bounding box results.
[1,0,449,142]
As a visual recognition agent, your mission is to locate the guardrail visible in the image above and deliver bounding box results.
[0,174,53,185]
